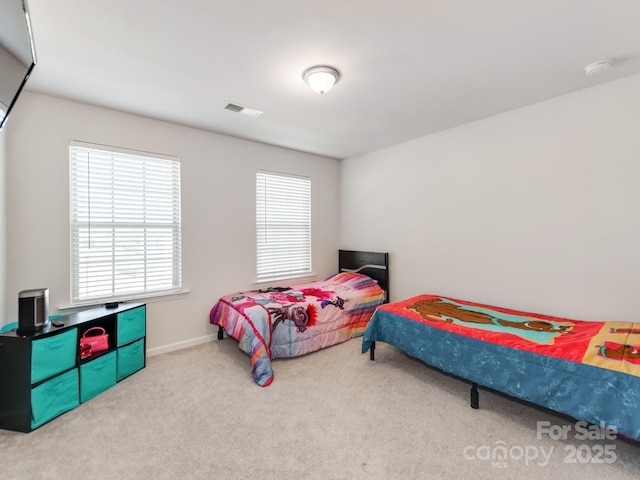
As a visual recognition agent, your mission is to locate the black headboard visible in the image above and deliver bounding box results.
[338,250,389,303]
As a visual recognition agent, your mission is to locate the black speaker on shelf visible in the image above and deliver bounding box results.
[17,288,49,336]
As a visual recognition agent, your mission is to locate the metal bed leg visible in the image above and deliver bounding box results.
[369,341,376,361]
[470,383,479,409]
[217,325,224,340]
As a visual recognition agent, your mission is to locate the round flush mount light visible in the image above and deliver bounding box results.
[584,60,613,77]
[302,65,341,95]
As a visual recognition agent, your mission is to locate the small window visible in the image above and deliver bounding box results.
[69,141,182,304]
[256,170,311,282]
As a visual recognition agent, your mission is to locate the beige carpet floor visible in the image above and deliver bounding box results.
[1,338,639,480]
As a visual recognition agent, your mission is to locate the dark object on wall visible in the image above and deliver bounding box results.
[17,288,49,335]
[0,0,37,131]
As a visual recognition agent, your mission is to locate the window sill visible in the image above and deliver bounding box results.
[252,273,318,289]
[58,289,190,313]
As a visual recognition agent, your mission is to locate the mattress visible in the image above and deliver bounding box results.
[362,294,640,442]
[211,271,384,386]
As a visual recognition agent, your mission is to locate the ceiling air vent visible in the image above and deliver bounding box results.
[224,103,263,117]
[225,103,243,112]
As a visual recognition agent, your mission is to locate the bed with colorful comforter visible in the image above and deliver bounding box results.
[211,271,384,386]
[362,294,640,442]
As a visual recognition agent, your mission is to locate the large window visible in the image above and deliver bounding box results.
[256,170,311,282]
[70,141,182,304]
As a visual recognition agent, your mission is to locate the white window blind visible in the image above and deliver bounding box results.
[256,170,311,282]
[70,141,182,304]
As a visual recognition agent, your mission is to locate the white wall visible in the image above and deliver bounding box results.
[341,73,640,322]
[5,92,340,353]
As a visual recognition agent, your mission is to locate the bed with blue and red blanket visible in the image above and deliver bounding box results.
[211,250,388,386]
[362,294,640,442]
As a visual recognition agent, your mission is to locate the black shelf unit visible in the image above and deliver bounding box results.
[0,302,146,432]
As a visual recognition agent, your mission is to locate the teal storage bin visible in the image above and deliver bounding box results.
[80,351,117,403]
[117,338,145,381]
[31,328,78,384]
[117,307,146,347]
[0,321,18,333]
[31,369,79,429]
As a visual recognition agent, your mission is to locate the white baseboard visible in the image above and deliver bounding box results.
[146,334,216,357]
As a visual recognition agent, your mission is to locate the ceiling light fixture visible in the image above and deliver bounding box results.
[584,60,613,77]
[302,65,341,95]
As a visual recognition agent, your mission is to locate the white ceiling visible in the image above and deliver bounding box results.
[23,0,640,159]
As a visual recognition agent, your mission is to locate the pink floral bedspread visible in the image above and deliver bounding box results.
[210,272,384,386]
